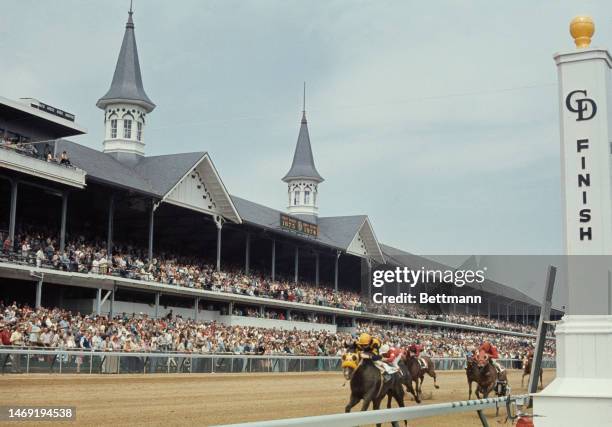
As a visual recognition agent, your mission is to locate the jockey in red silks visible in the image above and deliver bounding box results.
[407,343,423,358]
[479,341,503,373]
[379,344,401,376]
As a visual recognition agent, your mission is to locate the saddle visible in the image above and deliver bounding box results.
[417,357,428,370]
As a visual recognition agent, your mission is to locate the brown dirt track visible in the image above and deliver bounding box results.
[0,369,554,427]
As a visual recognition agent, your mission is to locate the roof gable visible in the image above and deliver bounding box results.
[133,152,205,195]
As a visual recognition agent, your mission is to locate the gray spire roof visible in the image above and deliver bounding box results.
[96,10,155,112]
[282,112,324,183]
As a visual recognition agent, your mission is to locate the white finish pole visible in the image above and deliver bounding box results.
[534,16,612,426]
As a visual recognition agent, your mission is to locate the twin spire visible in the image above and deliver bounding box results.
[96,5,155,113]
[282,83,324,183]
[97,6,323,209]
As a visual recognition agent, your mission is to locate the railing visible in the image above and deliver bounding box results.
[213,394,531,427]
[0,142,77,170]
[0,348,556,375]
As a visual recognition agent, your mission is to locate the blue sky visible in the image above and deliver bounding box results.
[2,0,611,255]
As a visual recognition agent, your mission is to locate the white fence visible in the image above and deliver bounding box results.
[0,348,555,375]
[213,394,530,427]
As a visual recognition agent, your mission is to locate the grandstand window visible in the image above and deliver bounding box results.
[293,190,300,205]
[137,121,143,141]
[123,119,132,139]
[304,190,310,204]
[110,119,117,138]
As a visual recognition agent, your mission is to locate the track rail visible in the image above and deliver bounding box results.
[212,394,529,427]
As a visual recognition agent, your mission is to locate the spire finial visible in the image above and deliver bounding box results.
[301,82,307,123]
[127,0,134,26]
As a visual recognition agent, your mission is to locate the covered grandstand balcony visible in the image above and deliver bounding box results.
[0,96,87,189]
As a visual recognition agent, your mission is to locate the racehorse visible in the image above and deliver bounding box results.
[474,351,508,399]
[396,358,421,404]
[403,353,439,399]
[521,355,543,389]
[341,352,407,427]
[465,356,480,400]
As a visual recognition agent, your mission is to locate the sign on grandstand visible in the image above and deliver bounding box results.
[280,214,318,237]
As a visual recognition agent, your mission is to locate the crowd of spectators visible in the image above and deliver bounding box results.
[0,303,555,359]
[0,135,71,166]
[1,228,543,336]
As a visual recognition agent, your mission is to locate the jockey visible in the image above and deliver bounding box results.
[407,343,423,358]
[355,333,381,359]
[479,341,504,373]
[380,344,402,373]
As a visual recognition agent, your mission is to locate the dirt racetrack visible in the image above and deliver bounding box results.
[0,369,554,427]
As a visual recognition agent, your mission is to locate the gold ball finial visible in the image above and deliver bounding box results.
[570,15,594,48]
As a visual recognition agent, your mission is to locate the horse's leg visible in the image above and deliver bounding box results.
[393,388,407,427]
[407,380,420,404]
[540,370,543,389]
[372,397,384,427]
[387,393,392,409]
[468,380,472,400]
[521,372,525,387]
[430,369,440,389]
[344,393,360,413]
[360,391,375,412]
[420,375,425,397]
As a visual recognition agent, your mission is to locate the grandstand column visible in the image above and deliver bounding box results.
[286,309,291,320]
[109,288,115,317]
[215,217,223,272]
[107,195,114,256]
[271,240,276,281]
[245,233,251,274]
[154,292,160,318]
[294,247,299,284]
[228,301,234,315]
[35,278,42,309]
[194,297,199,321]
[148,202,156,261]
[59,191,69,253]
[8,179,18,244]
[534,16,612,426]
[334,251,341,292]
[315,252,320,286]
[96,288,102,315]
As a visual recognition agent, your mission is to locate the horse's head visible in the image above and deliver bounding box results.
[341,352,361,380]
[476,350,489,369]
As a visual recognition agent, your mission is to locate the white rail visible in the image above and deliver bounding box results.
[213,394,529,427]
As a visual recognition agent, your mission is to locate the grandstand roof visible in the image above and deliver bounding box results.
[231,195,384,261]
[96,10,155,112]
[134,152,205,195]
[379,243,541,306]
[55,140,157,195]
[282,112,323,183]
[54,140,241,223]
[0,96,86,139]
